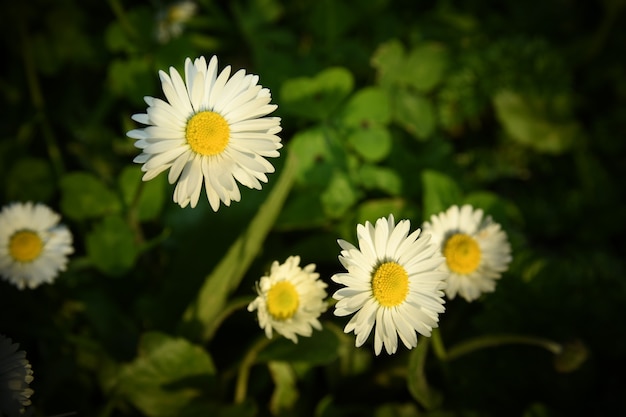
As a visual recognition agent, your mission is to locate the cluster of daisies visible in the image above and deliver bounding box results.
[0,54,512,414]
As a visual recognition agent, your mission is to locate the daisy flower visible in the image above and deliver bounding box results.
[128,55,282,210]
[331,215,447,356]
[248,256,328,343]
[422,204,512,302]
[0,202,73,290]
[0,335,34,417]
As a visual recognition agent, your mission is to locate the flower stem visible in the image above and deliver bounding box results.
[234,336,272,404]
[446,334,563,362]
[430,327,447,360]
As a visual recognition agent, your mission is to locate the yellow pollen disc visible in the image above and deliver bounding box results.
[185,111,230,156]
[9,230,43,263]
[372,262,409,307]
[267,281,299,320]
[443,233,482,275]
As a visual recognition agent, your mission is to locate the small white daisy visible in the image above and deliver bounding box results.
[248,256,328,343]
[422,204,512,302]
[0,202,73,290]
[331,215,447,356]
[0,335,34,417]
[128,55,282,210]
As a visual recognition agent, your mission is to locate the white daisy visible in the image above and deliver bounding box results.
[0,202,73,290]
[248,256,328,343]
[331,215,447,356]
[422,204,512,302]
[0,335,34,417]
[156,0,197,43]
[128,55,282,210]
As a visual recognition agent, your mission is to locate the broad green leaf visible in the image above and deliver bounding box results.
[357,165,403,196]
[268,362,299,415]
[371,39,406,87]
[493,90,579,154]
[357,198,411,226]
[404,42,449,93]
[394,90,436,140]
[60,172,121,220]
[289,127,334,185]
[407,338,442,410]
[280,67,354,121]
[256,327,340,365]
[117,332,216,417]
[86,215,138,277]
[5,157,55,202]
[339,87,391,127]
[347,126,392,162]
[421,170,462,219]
[119,165,166,221]
[108,57,154,105]
[320,171,360,219]
[276,192,327,230]
[180,152,297,343]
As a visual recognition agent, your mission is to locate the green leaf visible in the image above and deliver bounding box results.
[371,39,406,87]
[347,126,393,162]
[86,215,138,277]
[320,171,360,219]
[119,165,166,221]
[180,152,298,343]
[268,362,299,415]
[404,42,449,93]
[357,165,403,196]
[280,67,354,121]
[117,332,216,417]
[493,90,579,154]
[5,157,55,202]
[394,90,436,140]
[421,170,462,219]
[339,87,391,127]
[289,127,334,185]
[257,327,340,365]
[60,172,121,220]
[407,338,442,410]
[276,192,327,230]
[357,198,413,226]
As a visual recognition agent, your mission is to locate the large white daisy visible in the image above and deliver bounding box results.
[422,204,512,302]
[0,202,73,290]
[248,256,328,343]
[331,215,447,356]
[128,55,282,210]
[0,335,34,417]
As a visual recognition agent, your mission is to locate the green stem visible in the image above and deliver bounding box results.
[18,13,65,178]
[446,334,563,362]
[108,0,139,40]
[204,296,255,342]
[430,327,447,360]
[234,336,272,404]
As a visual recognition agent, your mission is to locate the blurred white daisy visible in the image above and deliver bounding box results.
[0,202,73,290]
[422,204,512,302]
[128,55,282,210]
[248,256,328,343]
[156,0,197,44]
[0,335,34,417]
[331,215,447,356]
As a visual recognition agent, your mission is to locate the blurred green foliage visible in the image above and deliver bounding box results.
[1,0,625,416]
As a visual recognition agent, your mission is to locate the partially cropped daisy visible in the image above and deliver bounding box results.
[0,202,73,290]
[128,55,282,210]
[156,0,197,43]
[422,204,512,302]
[332,215,447,356]
[0,335,34,417]
[248,256,328,343]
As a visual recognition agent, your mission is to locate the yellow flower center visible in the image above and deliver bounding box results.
[9,230,43,263]
[372,262,409,307]
[443,233,482,275]
[185,111,230,156]
[267,281,299,320]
